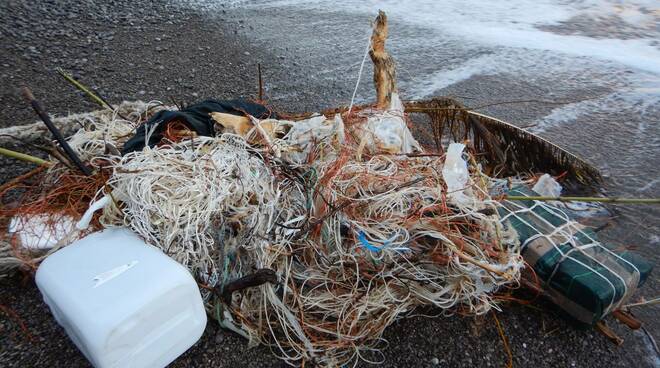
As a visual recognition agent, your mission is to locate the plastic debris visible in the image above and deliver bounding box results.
[532,173,562,197]
[359,93,422,155]
[36,228,207,368]
[280,114,345,164]
[442,142,471,205]
[76,195,110,230]
[8,214,77,250]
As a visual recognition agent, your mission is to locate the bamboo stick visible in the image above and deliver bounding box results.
[56,68,110,109]
[504,195,660,204]
[0,147,49,166]
[56,68,130,121]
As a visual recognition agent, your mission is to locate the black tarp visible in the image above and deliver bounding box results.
[122,99,276,155]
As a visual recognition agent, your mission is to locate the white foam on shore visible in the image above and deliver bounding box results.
[183,0,659,134]
[534,72,660,132]
[409,54,503,99]
[245,0,660,74]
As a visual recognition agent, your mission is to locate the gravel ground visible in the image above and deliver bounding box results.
[1,1,658,367]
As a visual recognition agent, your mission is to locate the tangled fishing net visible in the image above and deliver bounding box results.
[0,93,527,366]
[1,95,529,365]
[0,101,167,276]
[101,134,292,289]
[39,98,521,366]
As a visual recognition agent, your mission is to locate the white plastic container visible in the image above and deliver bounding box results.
[36,227,207,368]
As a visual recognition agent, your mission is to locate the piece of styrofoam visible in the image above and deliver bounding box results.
[36,227,207,368]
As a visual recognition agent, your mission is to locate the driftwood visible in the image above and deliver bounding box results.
[369,10,397,110]
[220,268,278,304]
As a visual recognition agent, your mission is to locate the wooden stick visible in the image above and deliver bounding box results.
[369,11,396,110]
[0,147,49,166]
[504,195,660,204]
[21,87,92,176]
[257,63,264,101]
[595,321,624,345]
[220,268,278,304]
[612,310,642,330]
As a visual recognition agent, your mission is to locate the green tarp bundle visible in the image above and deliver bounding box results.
[499,186,652,325]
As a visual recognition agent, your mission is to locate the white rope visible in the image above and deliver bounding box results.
[348,27,373,114]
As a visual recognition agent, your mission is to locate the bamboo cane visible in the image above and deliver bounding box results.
[0,147,49,166]
[257,63,264,102]
[56,68,130,121]
[504,195,660,204]
[56,68,109,109]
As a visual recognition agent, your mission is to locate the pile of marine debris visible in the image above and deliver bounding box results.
[0,11,655,367]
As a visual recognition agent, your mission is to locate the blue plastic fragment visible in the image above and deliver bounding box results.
[357,231,382,252]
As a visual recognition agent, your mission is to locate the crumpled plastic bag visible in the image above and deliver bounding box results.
[281,114,345,164]
[532,173,562,197]
[442,142,471,205]
[360,93,421,155]
[8,214,78,249]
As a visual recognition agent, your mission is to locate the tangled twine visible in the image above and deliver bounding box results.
[0,101,169,277]
[2,101,525,366]
[98,110,523,366]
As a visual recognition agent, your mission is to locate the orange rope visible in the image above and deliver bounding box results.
[0,304,35,343]
[1,167,110,228]
[492,311,513,368]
